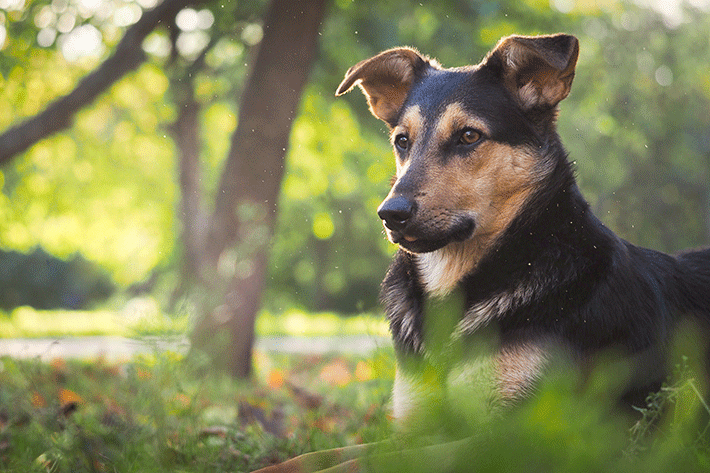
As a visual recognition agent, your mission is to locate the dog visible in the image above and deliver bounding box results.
[335,33,710,422]
[252,33,710,473]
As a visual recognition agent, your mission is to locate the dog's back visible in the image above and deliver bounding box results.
[675,248,710,316]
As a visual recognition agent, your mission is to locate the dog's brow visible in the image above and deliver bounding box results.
[434,103,490,141]
[391,105,424,142]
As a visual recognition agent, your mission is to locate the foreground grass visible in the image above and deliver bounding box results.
[2,347,710,473]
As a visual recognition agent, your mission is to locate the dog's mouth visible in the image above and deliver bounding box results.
[386,217,475,253]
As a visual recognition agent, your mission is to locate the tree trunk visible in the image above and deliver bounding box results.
[168,71,210,308]
[190,0,327,378]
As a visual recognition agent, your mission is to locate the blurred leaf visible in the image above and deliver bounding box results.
[31,391,47,408]
[268,369,285,389]
[319,359,352,387]
[57,388,83,406]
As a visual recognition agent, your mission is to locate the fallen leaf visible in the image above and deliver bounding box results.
[267,369,285,389]
[51,358,68,383]
[50,358,67,372]
[58,388,84,407]
[319,360,352,387]
[31,391,47,408]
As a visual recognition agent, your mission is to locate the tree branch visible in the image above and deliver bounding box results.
[0,0,197,166]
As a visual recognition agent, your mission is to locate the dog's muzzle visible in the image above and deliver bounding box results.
[377,196,476,253]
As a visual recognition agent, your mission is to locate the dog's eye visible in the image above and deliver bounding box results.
[394,134,409,151]
[459,129,483,146]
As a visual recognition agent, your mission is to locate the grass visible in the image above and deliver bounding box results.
[0,349,395,472]
[2,306,710,472]
[1,345,710,472]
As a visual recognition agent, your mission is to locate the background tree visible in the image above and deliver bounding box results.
[0,0,326,377]
[187,0,327,377]
[0,0,195,164]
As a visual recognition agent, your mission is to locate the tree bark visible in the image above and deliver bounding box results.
[0,0,196,166]
[190,0,327,378]
[170,73,208,288]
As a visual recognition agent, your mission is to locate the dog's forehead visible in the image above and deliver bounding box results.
[406,68,473,110]
[401,66,531,144]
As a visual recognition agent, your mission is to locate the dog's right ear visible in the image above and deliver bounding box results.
[484,34,579,110]
[336,48,433,127]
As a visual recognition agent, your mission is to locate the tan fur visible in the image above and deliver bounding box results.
[393,338,552,420]
[363,80,411,124]
[381,102,547,296]
[494,340,551,402]
[408,118,543,296]
[433,103,491,143]
[391,105,424,166]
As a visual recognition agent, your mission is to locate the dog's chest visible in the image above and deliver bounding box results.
[392,350,500,423]
[416,250,533,334]
[392,336,552,423]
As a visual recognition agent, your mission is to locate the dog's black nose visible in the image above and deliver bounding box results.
[377,197,415,231]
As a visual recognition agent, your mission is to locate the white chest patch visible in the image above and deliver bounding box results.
[417,246,473,297]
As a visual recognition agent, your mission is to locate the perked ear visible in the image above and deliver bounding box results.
[336,48,435,126]
[486,34,579,110]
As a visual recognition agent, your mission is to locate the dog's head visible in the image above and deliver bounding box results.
[337,34,578,256]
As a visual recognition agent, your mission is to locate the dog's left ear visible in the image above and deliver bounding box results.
[335,48,434,127]
[485,34,579,110]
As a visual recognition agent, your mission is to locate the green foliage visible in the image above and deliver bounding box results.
[269,87,396,313]
[0,247,113,310]
[557,5,710,251]
[352,357,710,473]
[1,62,178,285]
